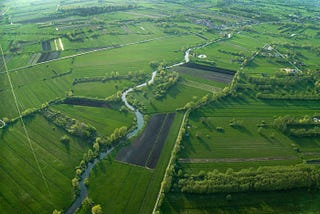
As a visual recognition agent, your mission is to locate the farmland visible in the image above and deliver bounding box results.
[0,115,89,213]
[1,0,320,213]
[116,113,175,169]
[88,112,184,214]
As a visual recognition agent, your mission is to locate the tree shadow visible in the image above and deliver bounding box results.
[198,137,212,151]
[259,131,274,144]
[167,85,181,99]
[181,136,196,158]
[232,125,253,136]
[0,125,10,139]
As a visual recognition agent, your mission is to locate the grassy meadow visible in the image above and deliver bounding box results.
[51,104,135,136]
[88,112,184,213]
[1,0,320,213]
[0,115,89,213]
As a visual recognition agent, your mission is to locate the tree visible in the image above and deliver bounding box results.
[92,204,103,214]
[72,178,79,189]
[81,197,94,213]
[87,149,94,161]
[52,209,62,214]
[60,135,70,144]
[2,117,9,124]
[93,142,100,153]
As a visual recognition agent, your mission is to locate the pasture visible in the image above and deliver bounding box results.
[0,115,89,213]
[88,113,184,213]
[130,82,210,114]
[179,96,320,173]
[51,104,134,136]
[1,0,320,213]
[161,190,320,214]
[0,34,203,119]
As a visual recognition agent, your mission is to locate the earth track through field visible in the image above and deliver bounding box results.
[178,156,298,163]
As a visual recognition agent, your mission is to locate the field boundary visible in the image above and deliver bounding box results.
[178,156,298,163]
[115,160,154,170]
[152,110,190,214]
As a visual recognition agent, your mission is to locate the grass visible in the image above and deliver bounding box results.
[88,112,184,213]
[72,34,202,77]
[1,34,203,119]
[178,95,320,172]
[51,104,135,136]
[1,0,320,213]
[163,95,320,213]
[88,161,152,214]
[180,159,302,174]
[131,81,209,114]
[0,115,89,213]
[161,190,320,214]
[72,79,135,99]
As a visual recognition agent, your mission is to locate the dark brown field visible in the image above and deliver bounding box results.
[37,51,60,63]
[173,65,234,84]
[63,97,112,108]
[116,113,175,169]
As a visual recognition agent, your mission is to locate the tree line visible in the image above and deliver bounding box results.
[73,71,148,85]
[42,108,97,139]
[176,165,320,194]
[274,115,320,137]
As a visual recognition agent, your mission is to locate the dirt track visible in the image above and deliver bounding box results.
[179,156,298,163]
[116,113,175,169]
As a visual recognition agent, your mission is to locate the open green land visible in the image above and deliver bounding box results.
[0,115,89,213]
[130,82,210,114]
[180,96,320,171]
[161,190,320,214]
[51,104,135,136]
[88,112,184,213]
[1,0,320,213]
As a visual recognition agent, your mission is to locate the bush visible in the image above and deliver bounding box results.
[60,135,70,144]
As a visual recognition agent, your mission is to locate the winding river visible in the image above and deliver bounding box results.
[65,41,213,213]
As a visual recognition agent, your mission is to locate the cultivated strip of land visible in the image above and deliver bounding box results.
[178,156,298,163]
[2,35,178,74]
[182,79,222,92]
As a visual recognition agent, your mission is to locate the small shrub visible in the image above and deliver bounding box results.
[216,127,224,132]
[60,135,70,144]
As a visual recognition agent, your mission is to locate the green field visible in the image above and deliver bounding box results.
[130,82,210,114]
[1,0,320,213]
[161,190,320,214]
[0,115,89,213]
[88,112,184,213]
[88,161,152,214]
[179,96,320,172]
[51,104,135,136]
